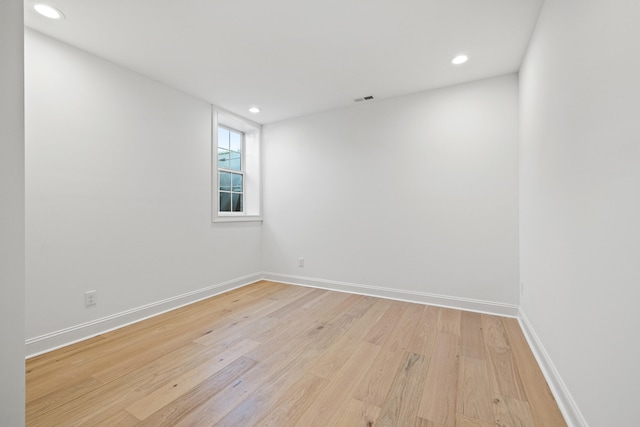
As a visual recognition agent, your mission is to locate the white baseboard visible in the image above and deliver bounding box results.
[518,309,589,427]
[25,273,262,358]
[262,272,519,317]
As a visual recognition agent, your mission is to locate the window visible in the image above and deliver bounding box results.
[213,109,262,222]
[217,126,244,212]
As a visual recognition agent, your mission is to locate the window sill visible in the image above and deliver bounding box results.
[213,215,263,223]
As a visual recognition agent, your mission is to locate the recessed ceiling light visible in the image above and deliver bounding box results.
[248,107,260,114]
[451,54,469,65]
[34,3,65,19]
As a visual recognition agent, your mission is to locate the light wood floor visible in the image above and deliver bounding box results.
[26,281,566,426]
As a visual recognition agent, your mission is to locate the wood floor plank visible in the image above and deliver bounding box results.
[30,319,264,426]
[252,373,327,427]
[415,417,447,427]
[169,355,308,425]
[135,356,257,426]
[26,281,278,402]
[418,332,460,426]
[460,311,485,359]
[90,410,140,427]
[266,287,328,318]
[27,360,99,404]
[493,395,536,427]
[244,290,352,362]
[364,300,407,345]
[502,318,567,427]
[407,305,439,356]
[295,341,381,426]
[26,282,567,427]
[170,313,336,426]
[336,399,381,427]
[26,377,103,421]
[376,352,429,427]
[456,356,494,423]
[353,347,406,406]
[309,298,391,379]
[307,296,379,355]
[316,292,364,322]
[211,307,371,427]
[28,342,227,426]
[484,345,527,400]
[438,308,462,336]
[354,302,424,406]
[125,338,260,420]
[25,334,106,372]
[191,292,302,347]
[214,368,321,427]
[385,302,424,353]
[482,314,510,349]
[456,414,496,427]
[91,310,255,384]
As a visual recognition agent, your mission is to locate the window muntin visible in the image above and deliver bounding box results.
[217,126,244,213]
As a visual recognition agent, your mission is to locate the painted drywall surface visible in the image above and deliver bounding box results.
[519,0,640,425]
[263,75,519,304]
[0,0,26,424]
[25,30,261,340]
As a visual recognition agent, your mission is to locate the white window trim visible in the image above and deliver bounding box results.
[212,107,262,223]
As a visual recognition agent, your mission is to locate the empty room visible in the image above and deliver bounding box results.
[1,0,638,425]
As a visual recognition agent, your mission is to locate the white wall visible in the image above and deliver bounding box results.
[25,30,262,350]
[520,0,640,425]
[263,75,519,308]
[0,0,25,424]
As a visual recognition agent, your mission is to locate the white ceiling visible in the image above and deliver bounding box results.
[24,0,544,124]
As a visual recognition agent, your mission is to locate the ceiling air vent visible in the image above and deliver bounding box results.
[354,95,374,102]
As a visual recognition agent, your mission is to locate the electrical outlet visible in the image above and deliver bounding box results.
[298,257,304,267]
[84,290,97,307]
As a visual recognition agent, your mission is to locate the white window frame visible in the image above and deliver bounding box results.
[212,107,262,222]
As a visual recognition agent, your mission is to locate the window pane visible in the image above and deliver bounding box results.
[231,173,243,192]
[218,148,230,169]
[230,130,242,152]
[218,127,230,150]
[220,192,231,212]
[219,172,231,191]
[229,151,241,171]
[232,193,243,212]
